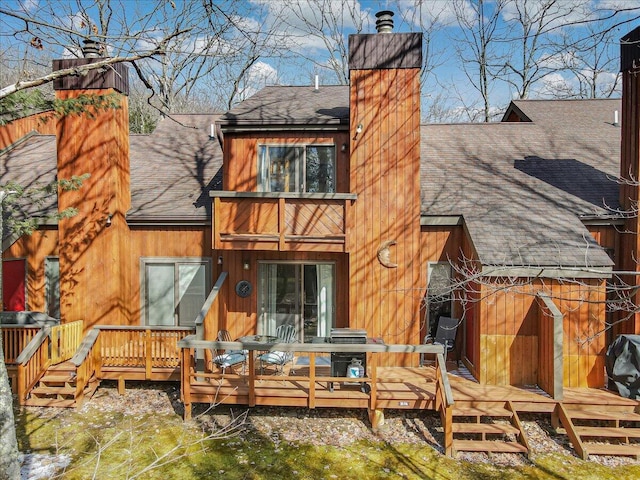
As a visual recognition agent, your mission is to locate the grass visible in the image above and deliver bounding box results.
[14,404,640,480]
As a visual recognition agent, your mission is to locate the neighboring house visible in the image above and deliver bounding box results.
[1,17,639,400]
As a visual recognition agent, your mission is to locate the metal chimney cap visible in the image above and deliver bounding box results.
[82,38,101,58]
[375,10,394,33]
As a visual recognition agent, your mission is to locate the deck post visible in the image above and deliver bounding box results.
[16,364,26,405]
[248,352,256,407]
[278,197,286,250]
[368,353,384,430]
[145,329,152,380]
[309,353,316,409]
[93,334,102,379]
[182,347,192,420]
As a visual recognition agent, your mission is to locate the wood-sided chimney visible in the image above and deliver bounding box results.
[618,26,640,335]
[346,11,423,361]
[53,39,131,330]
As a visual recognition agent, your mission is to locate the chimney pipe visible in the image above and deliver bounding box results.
[375,10,394,33]
[82,38,101,58]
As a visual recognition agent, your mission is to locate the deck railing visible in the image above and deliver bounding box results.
[15,327,51,405]
[178,336,450,420]
[98,325,194,377]
[1,325,41,365]
[50,320,84,365]
[71,328,101,405]
[212,192,357,253]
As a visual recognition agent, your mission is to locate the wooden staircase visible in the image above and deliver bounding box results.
[555,403,640,460]
[450,401,530,456]
[25,361,99,408]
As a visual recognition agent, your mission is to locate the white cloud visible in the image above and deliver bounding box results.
[238,61,279,100]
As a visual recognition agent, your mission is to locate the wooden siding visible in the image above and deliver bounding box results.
[128,227,213,326]
[222,133,350,192]
[617,61,640,335]
[56,88,130,331]
[348,65,421,367]
[4,229,58,312]
[210,250,348,342]
[0,111,56,150]
[478,278,606,388]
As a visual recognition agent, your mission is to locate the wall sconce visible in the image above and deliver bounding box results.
[243,260,250,271]
[217,256,223,265]
[354,123,363,140]
[341,143,347,153]
[105,214,112,227]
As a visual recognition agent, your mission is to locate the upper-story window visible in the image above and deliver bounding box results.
[258,145,335,193]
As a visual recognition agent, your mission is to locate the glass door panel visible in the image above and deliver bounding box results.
[146,264,175,326]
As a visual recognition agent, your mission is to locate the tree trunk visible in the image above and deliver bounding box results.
[0,331,20,480]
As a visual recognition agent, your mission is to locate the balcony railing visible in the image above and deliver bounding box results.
[212,192,356,252]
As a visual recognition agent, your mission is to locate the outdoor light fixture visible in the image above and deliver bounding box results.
[243,260,250,270]
[105,214,113,227]
[218,256,223,265]
[354,123,363,140]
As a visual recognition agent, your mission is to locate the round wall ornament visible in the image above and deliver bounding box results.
[235,280,253,298]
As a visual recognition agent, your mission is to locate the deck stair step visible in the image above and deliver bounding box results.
[24,364,98,408]
[452,423,520,435]
[556,403,640,460]
[452,439,528,454]
[450,401,530,457]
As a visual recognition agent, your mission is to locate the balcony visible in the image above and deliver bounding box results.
[212,192,356,252]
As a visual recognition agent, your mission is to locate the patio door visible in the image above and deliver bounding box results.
[258,262,334,342]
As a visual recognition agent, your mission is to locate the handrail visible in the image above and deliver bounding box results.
[435,353,454,407]
[435,352,454,456]
[195,271,228,340]
[178,336,446,355]
[15,327,51,364]
[210,191,357,200]
[95,325,196,332]
[71,328,100,367]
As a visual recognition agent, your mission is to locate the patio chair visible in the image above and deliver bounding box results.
[420,316,459,366]
[258,324,297,375]
[211,329,247,374]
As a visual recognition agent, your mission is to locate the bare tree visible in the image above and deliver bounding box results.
[452,0,508,122]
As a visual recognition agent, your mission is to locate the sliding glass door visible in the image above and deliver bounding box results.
[258,262,335,342]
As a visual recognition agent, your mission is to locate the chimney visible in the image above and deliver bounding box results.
[53,48,131,329]
[617,25,640,335]
[346,12,423,351]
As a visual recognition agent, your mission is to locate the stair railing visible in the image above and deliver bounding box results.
[15,326,51,405]
[435,352,455,456]
[70,328,101,406]
[50,320,84,365]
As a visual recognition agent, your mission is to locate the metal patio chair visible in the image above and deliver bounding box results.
[420,316,459,366]
[211,329,247,374]
[258,324,297,375]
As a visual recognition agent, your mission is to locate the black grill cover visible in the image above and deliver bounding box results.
[606,334,640,399]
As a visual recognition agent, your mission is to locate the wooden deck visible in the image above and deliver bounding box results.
[185,361,638,414]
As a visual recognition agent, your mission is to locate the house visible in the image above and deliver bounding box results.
[2,12,640,430]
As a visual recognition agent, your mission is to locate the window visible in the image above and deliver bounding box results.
[141,258,210,327]
[45,257,60,318]
[426,262,453,339]
[258,145,335,193]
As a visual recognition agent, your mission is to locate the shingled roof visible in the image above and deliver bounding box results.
[421,98,620,270]
[0,114,223,227]
[218,85,349,128]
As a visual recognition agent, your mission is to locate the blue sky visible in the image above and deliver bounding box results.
[2,0,640,121]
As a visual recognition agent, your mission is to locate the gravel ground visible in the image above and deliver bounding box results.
[20,380,640,474]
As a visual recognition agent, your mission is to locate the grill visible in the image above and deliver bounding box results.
[329,328,368,392]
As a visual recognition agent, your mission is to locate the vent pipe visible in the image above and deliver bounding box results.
[375,10,394,33]
[614,110,619,126]
[314,74,319,91]
[82,38,101,58]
